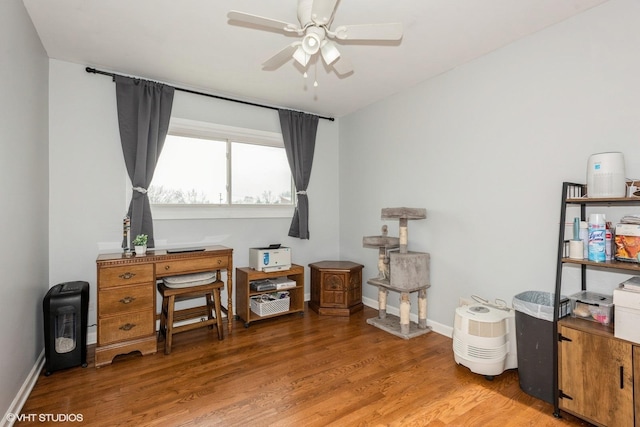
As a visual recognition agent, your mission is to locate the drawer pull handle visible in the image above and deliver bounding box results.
[217,259,221,265]
[119,296,136,304]
[119,272,136,280]
[165,266,170,270]
[119,323,136,331]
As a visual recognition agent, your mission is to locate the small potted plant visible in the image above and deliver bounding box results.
[132,234,148,255]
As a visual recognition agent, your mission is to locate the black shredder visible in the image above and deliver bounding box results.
[43,281,89,376]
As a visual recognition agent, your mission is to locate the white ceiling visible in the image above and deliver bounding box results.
[22,0,609,118]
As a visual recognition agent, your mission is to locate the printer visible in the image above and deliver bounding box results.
[249,246,291,272]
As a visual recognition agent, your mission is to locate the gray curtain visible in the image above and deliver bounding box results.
[116,75,174,248]
[278,109,319,239]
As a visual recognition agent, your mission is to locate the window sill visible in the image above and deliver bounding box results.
[151,204,295,220]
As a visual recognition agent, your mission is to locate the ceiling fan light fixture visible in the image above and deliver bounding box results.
[301,33,321,55]
[293,45,310,67]
[320,40,340,65]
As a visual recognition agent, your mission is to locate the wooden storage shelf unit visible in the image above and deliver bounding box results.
[562,257,640,271]
[553,182,640,426]
[236,264,305,327]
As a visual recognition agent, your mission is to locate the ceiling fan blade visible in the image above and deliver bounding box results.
[332,23,403,41]
[311,0,339,26]
[228,11,301,34]
[262,43,300,70]
[332,55,353,76]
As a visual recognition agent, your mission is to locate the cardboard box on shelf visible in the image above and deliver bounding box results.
[614,223,640,262]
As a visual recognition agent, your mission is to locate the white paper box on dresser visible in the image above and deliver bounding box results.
[613,284,640,344]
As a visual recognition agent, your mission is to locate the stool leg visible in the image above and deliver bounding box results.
[213,288,223,340]
[165,295,176,355]
[159,295,168,341]
[205,292,214,324]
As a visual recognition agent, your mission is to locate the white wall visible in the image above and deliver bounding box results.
[339,0,640,332]
[0,0,49,418]
[48,60,341,334]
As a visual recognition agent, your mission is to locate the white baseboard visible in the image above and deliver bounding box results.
[87,330,97,345]
[1,350,45,427]
[362,296,453,338]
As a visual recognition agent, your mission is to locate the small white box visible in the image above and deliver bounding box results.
[270,276,296,290]
[613,287,640,344]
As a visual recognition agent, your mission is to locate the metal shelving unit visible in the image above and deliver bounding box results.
[553,181,640,418]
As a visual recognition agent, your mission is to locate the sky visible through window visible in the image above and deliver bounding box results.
[150,135,292,205]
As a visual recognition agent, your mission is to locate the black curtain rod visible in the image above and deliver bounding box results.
[85,67,334,122]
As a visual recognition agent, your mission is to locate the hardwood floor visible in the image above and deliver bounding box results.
[17,306,592,426]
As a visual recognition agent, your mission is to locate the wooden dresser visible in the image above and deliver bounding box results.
[309,261,364,316]
[95,246,233,367]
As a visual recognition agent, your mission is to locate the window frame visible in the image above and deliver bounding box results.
[148,118,295,220]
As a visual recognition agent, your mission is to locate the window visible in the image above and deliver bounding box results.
[148,118,294,219]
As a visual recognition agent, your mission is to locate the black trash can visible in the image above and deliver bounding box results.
[512,291,561,404]
[43,281,89,376]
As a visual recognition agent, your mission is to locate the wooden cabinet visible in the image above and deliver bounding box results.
[635,346,640,421]
[236,265,305,327]
[309,261,363,316]
[558,319,634,427]
[95,246,233,367]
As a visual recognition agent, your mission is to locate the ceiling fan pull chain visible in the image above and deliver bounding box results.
[314,60,318,88]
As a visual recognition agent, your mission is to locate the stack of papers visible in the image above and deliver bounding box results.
[621,276,640,292]
[620,215,640,224]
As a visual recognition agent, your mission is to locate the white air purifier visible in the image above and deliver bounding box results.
[587,152,626,198]
[452,304,517,379]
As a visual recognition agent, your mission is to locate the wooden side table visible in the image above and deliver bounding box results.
[309,261,364,316]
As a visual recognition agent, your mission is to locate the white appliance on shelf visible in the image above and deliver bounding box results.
[249,246,291,272]
[452,303,517,379]
[587,152,626,198]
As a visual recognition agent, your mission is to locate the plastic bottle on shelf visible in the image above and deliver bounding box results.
[605,222,613,261]
[580,221,589,259]
[588,213,606,262]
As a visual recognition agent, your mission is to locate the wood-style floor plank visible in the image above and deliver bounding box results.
[16,306,593,426]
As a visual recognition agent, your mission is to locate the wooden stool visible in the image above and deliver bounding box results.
[157,279,224,354]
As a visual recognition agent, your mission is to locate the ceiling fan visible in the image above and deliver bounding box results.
[227,0,403,76]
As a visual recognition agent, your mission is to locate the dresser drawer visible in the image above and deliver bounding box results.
[99,284,154,317]
[98,311,154,345]
[156,256,228,277]
[99,264,153,288]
